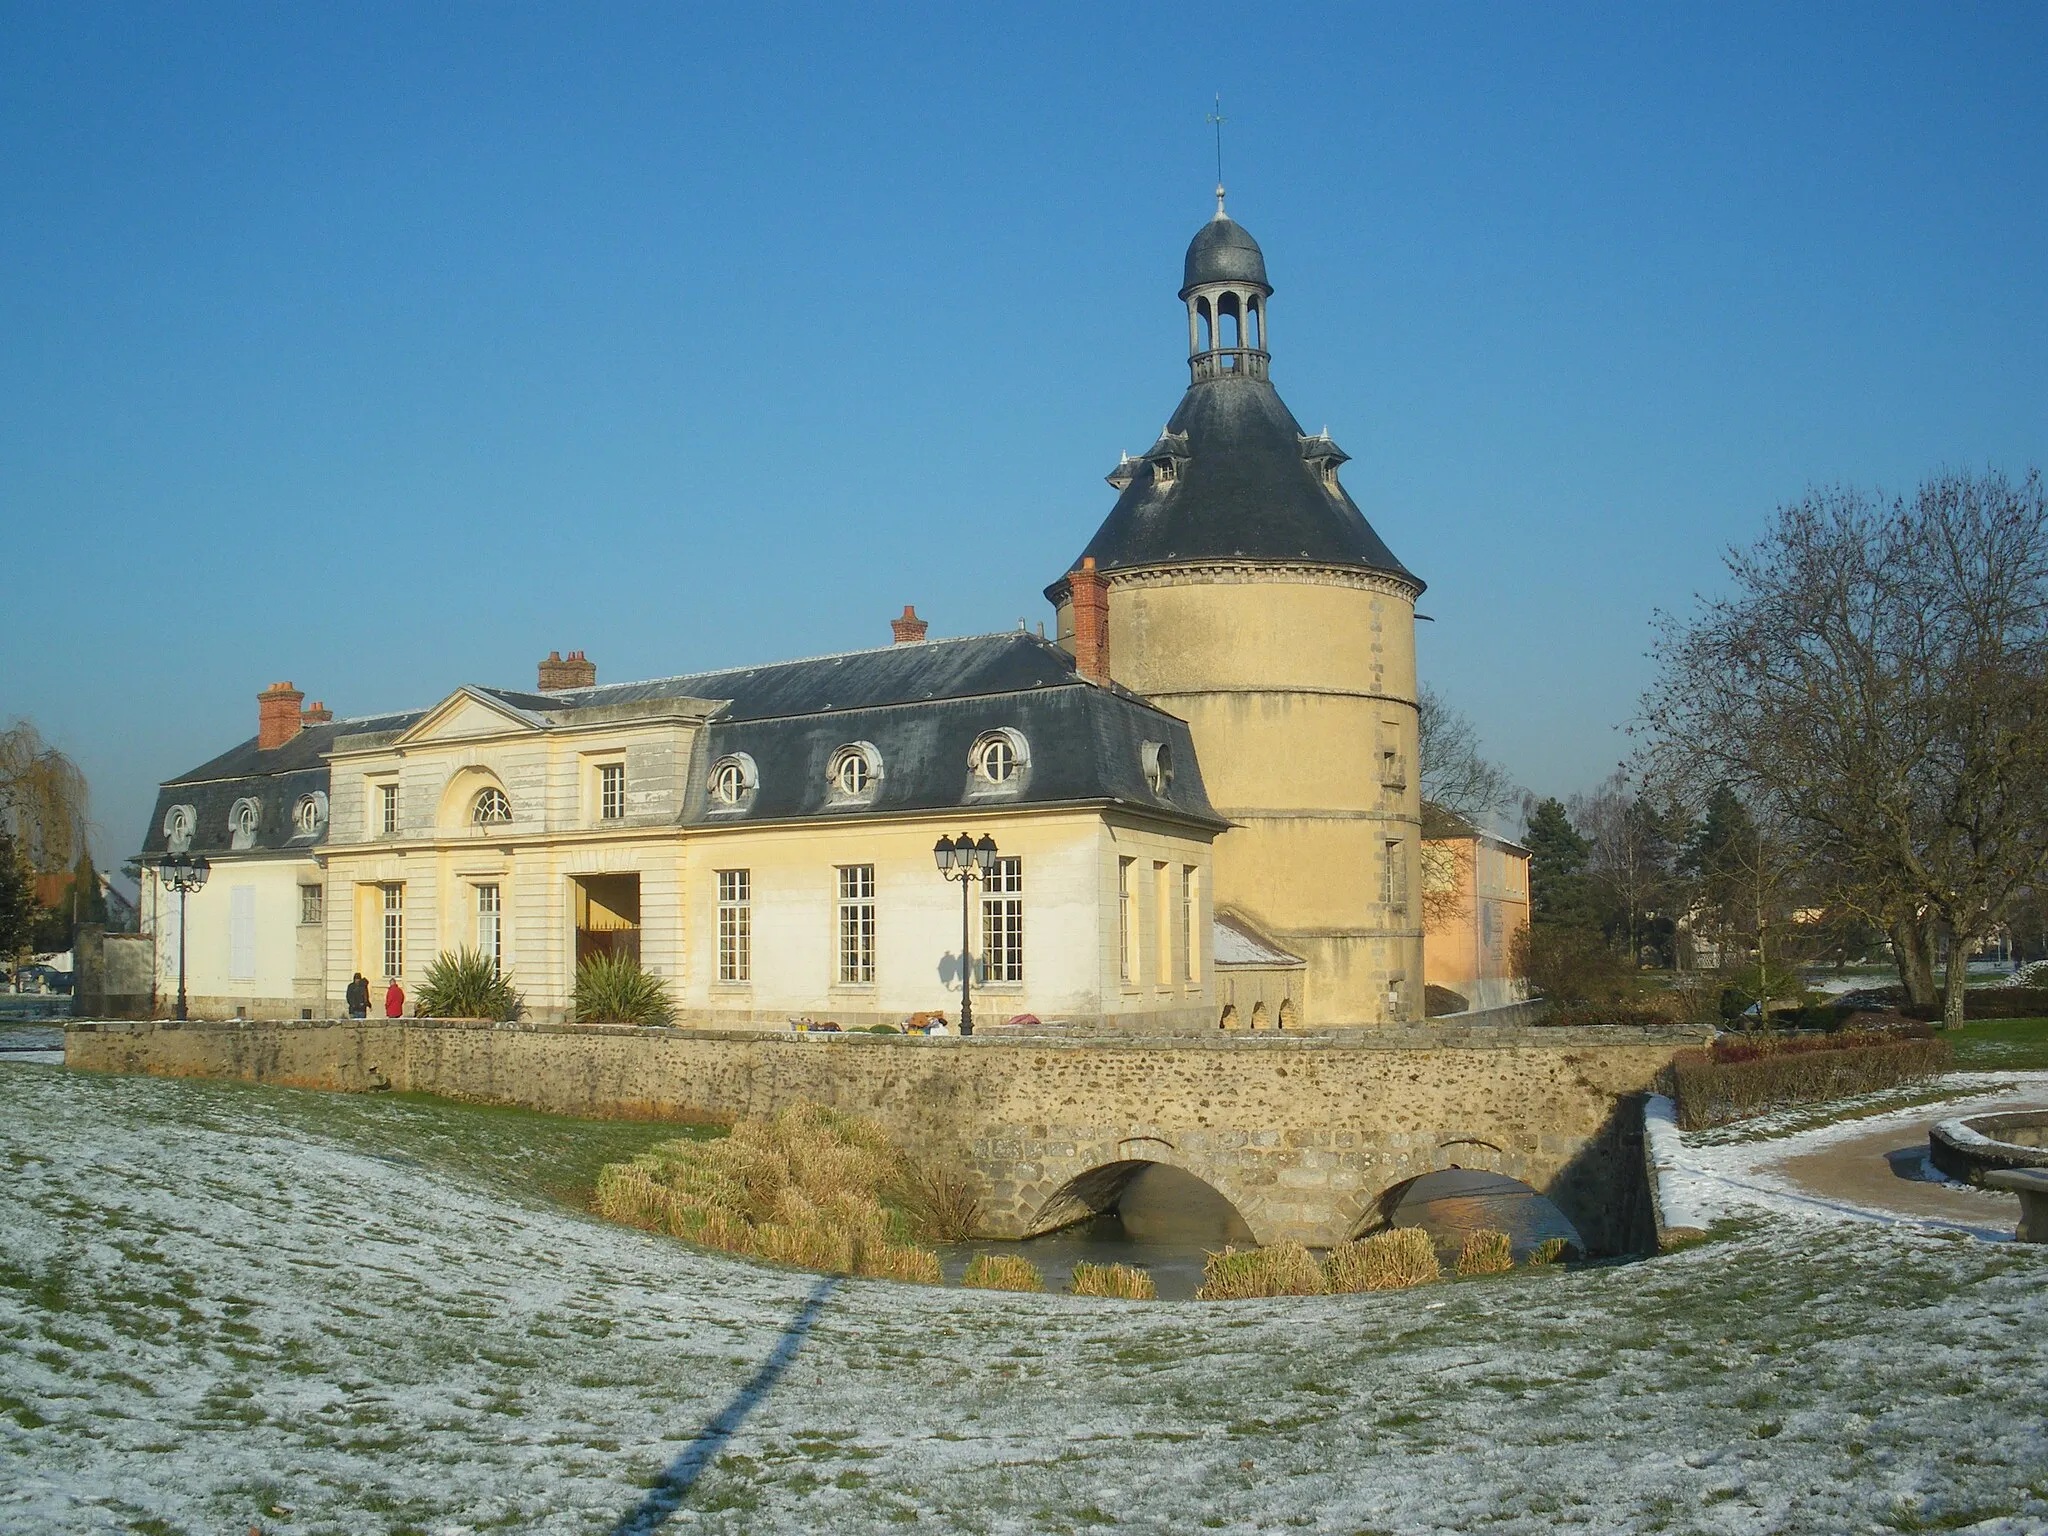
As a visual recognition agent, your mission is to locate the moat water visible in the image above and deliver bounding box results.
[938,1163,1257,1300]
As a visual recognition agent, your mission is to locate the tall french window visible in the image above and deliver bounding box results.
[1382,839,1407,911]
[836,865,875,985]
[1181,865,1198,982]
[476,884,501,974]
[1117,857,1136,984]
[300,884,324,927]
[599,763,626,821]
[381,884,404,980]
[717,870,751,983]
[980,857,1023,983]
[379,781,399,836]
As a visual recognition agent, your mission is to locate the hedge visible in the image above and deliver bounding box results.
[1899,987,2048,1022]
[1668,1033,1952,1130]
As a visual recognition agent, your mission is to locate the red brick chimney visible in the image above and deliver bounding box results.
[891,604,929,644]
[537,649,597,691]
[258,682,306,750]
[1069,558,1110,683]
[301,700,333,726]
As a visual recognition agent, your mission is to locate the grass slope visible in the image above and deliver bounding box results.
[2,1065,2045,1534]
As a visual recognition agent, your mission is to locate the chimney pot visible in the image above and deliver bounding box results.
[258,681,307,750]
[891,604,929,644]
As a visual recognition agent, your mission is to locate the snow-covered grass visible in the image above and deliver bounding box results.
[5,1064,2048,1535]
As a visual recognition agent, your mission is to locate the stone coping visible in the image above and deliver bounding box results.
[66,1016,1708,1053]
[1929,1111,2048,1184]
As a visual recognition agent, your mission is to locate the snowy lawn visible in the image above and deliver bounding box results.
[4,1063,2047,1536]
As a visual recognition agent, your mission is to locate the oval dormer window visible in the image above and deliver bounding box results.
[163,804,197,854]
[293,791,329,836]
[970,728,1030,788]
[472,787,512,825]
[708,753,758,808]
[228,797,261,851]
[1142,741,1175,796]
[827,743,882,800]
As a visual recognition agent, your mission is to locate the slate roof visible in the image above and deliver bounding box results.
[139,634,1224,859]
[1182,213,1270,296]
[1051,372,1421,593]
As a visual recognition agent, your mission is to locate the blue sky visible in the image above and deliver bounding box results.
[3,3,2044,866]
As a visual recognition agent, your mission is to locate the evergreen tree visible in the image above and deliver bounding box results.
[1523,797,1592,927]
[0,833,33,962]
[70,850,107,928]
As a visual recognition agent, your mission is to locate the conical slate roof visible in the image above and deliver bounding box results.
[1050,373,1421,592]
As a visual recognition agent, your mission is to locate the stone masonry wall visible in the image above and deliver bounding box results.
[66,1019,1701,1252]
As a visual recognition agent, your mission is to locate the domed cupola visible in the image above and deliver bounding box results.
[1180,192,1273,384]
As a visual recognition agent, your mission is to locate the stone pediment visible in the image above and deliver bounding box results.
[392,688,550,747]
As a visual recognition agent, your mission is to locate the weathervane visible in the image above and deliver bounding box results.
[1207,94,1227,213]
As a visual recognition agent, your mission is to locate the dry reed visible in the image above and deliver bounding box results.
[1526,1236,1569,1266]
[1455,1228,1514,1276]
[592,1102,943,1282]
[960,1253,1047,1292]
[1321,1227,1441,1293]
[890,1160,985,1241]
[1194,1242,1327,1300]
[1068,1261,1159,1300]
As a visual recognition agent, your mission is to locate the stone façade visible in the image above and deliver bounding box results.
[67,1018,1703,1253]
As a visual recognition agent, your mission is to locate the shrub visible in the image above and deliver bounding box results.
[1321,1227,1441,1292]
[960,1253,1046,1292]
[1541,1000,1687,1029]
[573,951,674,1026]
[1455,1229,1514,1276]
[1069,1261,1158,1300]
[889,1161,984,1242]
[417,947,523,1021]
[1667,1034,1952,1129]
[1194,1242,1326,1300]
[1513,922,1635,1004]
[593,1102,942,1283]
[1899,987,2048,1022]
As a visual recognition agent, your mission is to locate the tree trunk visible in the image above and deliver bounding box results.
[1890,916,1937,1005]
[1940,938,1970,1031]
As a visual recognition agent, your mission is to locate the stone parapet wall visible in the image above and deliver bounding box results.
[67,1018,1702,1252]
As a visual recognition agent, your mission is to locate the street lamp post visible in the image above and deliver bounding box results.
[157,853,211,1022]
[933,832,998,1037]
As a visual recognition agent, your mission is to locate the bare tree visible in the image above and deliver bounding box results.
[1416,686,1517,932]
[0,720,90,871]
[1642,469,2048,1028]
[1570,769,1683,968]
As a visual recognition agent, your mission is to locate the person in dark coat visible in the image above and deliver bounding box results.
[345,973,369,1019]
[384,979,405,1018]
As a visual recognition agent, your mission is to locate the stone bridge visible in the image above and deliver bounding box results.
[65,1018,1704,1253]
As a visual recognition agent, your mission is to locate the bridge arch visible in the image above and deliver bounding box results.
[1020,1142,1263,1245]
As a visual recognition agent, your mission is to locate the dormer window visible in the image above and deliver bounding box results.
[970,729,1030,790]
[163,804,196,854]
[292,792,329,836]
[827,743,883,801]
[1142,741,1175,796]
[709,753,758,809]
[228,798,261,850]
[472,787,512,825]
[1151,456,1178,487]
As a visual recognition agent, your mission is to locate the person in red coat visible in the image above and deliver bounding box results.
[384,979,405,1018]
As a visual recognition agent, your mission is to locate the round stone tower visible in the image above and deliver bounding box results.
[1047,195,1426,1025]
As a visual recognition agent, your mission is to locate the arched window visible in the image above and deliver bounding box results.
[970,729,1029,789]
[827,743,882,800]
[292,792,328,836]
[1142,741,1175,796]
[228,798,261,850]
[163,804,196,854]
[472,787,512,825]
[708,753,758,808]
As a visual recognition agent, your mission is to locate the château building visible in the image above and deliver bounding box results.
[137,194,1426,1027]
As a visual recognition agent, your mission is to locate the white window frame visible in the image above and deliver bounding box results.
[598,762,626,821]
[381,884,404,980]
[717,869,751,984]
[476,883,502,974]
[980,857,1023,984]
[300,884,324,927]
[378,781,399,837]
[836,864,875,986]
[1181,865,1197,982]
[1383,839,1407,911]
[472,787,511,825]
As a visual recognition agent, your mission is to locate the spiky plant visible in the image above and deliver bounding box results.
[1194,1242,1327,1300]
[1069,1261,1158,1300]
[573,950,674,1026]
[417,948,523,1021]
[1321,1227,1441,1293]
[1455,1228,1515,1276]
[961,1253,1046,1292]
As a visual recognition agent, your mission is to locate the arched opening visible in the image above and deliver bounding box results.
[1355,1169,1583,1261]
[1217,292,1242,360]
[1028,1159,1254,1247]
[1247,295,1263,349]
[1194,296,1213,353]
